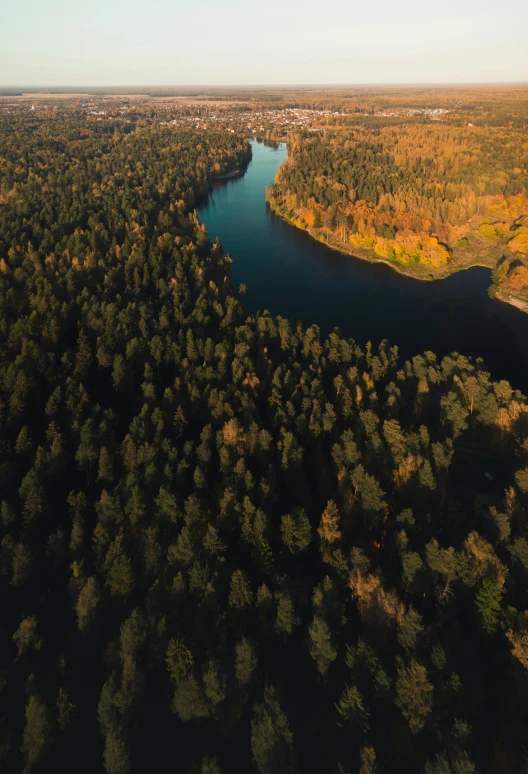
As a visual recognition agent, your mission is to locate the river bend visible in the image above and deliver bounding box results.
[198,139,528,391]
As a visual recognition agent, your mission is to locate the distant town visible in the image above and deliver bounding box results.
[0,92,456,140]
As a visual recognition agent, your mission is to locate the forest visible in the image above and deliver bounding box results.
[266,120,528,307]
[1,112,528,773]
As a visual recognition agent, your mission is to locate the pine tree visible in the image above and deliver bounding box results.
[395,659,433,734]
[229,570,253,609]
[251,687,294,774]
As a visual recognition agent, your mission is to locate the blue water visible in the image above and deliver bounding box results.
[198,139,528,390]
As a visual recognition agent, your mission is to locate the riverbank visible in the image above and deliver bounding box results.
[213,167,243,180]
[496,292,528,313]
[267,198,528,314]
[198,138,528,391]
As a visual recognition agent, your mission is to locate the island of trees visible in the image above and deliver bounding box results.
[0,109,528,773]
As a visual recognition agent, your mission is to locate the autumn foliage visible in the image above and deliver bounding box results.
[267,124,528,274]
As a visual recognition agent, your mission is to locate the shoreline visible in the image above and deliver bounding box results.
[267,201,528,313]
[496,292,528,313]
[213,167,243,180]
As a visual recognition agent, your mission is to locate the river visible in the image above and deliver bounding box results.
[197,139,528,392]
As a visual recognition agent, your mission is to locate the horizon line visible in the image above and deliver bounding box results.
[1,81,528,90]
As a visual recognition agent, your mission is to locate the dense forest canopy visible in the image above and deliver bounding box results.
[1,112,528,773]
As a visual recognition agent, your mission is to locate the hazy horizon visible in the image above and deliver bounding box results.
[2,81,528,91]
[2,0,527,87]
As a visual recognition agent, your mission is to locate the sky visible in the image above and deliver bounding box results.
[1,0,527,87]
